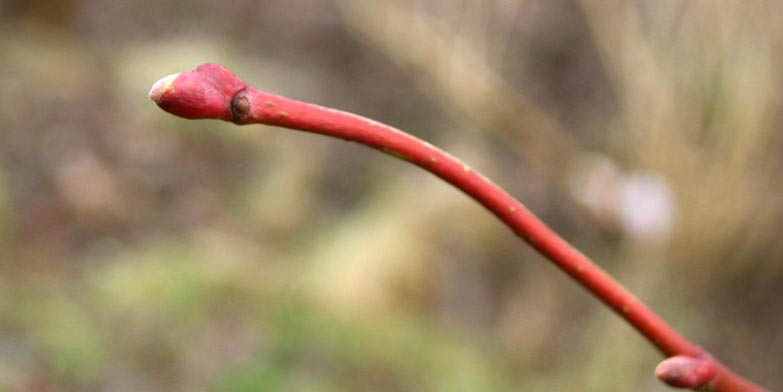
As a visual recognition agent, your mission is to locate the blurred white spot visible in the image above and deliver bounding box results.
[619,172,676,241]
[569,155,677,242]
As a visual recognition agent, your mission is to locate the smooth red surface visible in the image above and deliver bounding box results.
[151,64,767,392]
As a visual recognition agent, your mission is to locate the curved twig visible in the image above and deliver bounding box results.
[149,64,766,391]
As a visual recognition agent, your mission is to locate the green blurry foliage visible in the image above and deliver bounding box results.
[3,239,519,390]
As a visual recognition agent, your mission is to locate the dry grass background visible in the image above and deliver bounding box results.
[0,0,780,390]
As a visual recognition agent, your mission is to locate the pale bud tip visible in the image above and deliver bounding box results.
[149,73,180,102]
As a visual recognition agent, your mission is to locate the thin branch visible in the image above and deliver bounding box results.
[149,63,767,392]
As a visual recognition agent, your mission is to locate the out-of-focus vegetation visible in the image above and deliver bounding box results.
[0,1,781,390]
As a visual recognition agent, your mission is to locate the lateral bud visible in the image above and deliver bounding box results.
[231,92,252,124]
[655,355,717,389]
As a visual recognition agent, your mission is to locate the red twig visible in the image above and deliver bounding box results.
[150,64,766,391]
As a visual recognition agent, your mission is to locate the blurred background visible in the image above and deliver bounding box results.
[0,0,781,390]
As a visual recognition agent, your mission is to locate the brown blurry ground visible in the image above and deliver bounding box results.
[0,1,781,391]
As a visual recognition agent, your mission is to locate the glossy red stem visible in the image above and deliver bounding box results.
[150,64,766,391]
